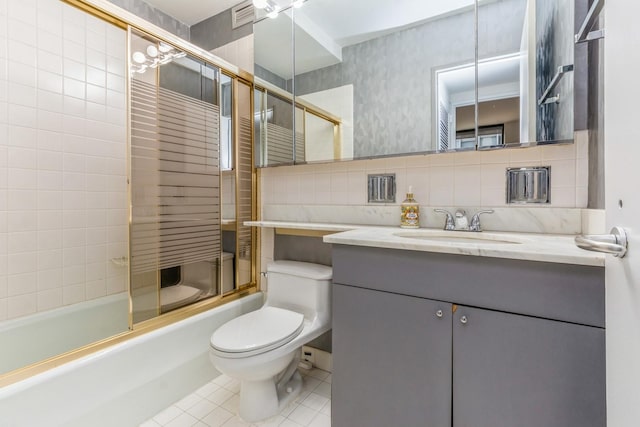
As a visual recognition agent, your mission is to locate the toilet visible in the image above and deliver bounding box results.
[209,260,332,422]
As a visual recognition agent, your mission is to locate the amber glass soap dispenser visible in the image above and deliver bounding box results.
[400,186,420,229]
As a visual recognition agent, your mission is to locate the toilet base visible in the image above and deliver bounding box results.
[238,360,303,422]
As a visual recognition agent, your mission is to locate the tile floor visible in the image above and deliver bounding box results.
[140,368,331,427]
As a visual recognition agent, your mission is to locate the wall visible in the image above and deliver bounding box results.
[261,136,588,209]
[0,0,128,321]
[190,7,253,52]
[107,0,190,40]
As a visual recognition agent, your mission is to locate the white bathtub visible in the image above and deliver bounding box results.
[0,292,263,427]
[0,293,130,375]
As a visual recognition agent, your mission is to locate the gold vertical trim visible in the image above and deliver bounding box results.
[125,26,134,331]
[232,76,241,290]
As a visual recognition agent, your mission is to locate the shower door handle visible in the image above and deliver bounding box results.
[575,226,628,258]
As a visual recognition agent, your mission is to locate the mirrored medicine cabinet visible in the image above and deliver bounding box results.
[253,0,586,166]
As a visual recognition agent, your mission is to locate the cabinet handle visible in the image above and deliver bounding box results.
[436,309,443,318]
[460,315,468,325]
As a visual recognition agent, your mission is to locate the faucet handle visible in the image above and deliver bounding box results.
[469,209,494,232]
[434,209,455,231]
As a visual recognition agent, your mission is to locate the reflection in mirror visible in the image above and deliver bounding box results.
[235,80,255,287]
[129,30,222,323]
[255,0,580,164]
[254,88,298,165]
[291,0,477,158]
[254,6,293,93]
[477,0,574,146]
[436,54,521,149]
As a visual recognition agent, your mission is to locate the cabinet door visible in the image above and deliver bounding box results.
[453,306,606,427]
[332,284,452,427]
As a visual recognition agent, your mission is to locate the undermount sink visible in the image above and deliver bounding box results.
[393,230,522,245]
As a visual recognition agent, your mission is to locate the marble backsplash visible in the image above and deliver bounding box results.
[262,204,593,235]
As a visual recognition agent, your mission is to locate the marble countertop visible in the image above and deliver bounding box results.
[324,227,604,267]
[245,220,604,267]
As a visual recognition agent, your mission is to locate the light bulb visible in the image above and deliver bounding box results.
[266,4,280,18]
[253,0,268,9]
[132,51,146,64]
[158,43,172,53]
[146,45,158,58]
[292,0,304,8]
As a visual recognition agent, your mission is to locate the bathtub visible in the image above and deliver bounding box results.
[0,292,263,427]
[0,293,130,375]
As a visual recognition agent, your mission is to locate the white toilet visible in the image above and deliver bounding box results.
[209,260,332,422]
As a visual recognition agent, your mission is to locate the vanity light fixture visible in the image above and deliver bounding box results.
[265,3,280,19]
[130,42,186,74]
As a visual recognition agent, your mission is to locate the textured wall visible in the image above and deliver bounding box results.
[190,8,253,52]
[294,0,526,158]
[107,0,190,40]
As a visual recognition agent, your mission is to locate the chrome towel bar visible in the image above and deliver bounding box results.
[575,226,628,258]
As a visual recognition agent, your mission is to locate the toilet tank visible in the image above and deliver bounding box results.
[266,261,332,322]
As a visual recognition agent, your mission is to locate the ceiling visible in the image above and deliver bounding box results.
[142,0,476,38]
[141,0,512,83]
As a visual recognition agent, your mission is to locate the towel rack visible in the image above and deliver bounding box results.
[538,64,574,106]
[575,0,605,43]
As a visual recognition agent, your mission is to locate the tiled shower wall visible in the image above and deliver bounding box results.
[260,133,588,211]
[0,0,128,320]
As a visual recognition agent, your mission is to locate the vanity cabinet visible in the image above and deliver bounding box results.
[331,245,606,427]
[332,284,452,426]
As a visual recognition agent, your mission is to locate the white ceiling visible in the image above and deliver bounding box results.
[143,0,475,37]
[142,0,501,82]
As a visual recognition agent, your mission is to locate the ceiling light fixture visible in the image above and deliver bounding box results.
[292,0,305,8]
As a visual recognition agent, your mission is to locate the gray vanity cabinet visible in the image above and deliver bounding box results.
[452,306,606,427]
[331,245,606,427]
[332,284,453,427]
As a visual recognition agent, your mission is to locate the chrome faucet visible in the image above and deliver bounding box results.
[434,209,494,231]
[469,209,494,231]
[434,209,455,230]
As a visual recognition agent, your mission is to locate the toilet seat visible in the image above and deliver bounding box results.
[210,307,305,358]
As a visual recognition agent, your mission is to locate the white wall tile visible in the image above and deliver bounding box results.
[37,288,62,311]
[8,210,36,232]
[542,143,575,161]
[37,268,62,291]
[8,60,36,86]
[549,159,576,189]
[7,293,36,318]
[8,82,37,107]
[62,283,84,305]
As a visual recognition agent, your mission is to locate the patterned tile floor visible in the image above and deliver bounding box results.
[140,368,331,427]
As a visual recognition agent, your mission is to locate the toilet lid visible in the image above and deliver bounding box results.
[210,307,304,356]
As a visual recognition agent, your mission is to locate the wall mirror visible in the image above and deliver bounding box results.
[254,0,578,165]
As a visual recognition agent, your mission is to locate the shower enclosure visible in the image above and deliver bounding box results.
[0,0,256,382]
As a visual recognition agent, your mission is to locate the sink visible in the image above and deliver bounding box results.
[393,230,522,245]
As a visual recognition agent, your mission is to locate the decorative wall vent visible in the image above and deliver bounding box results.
[232,0,254,29]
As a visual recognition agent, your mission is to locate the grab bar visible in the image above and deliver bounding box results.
[575,226,628,258]
[575,0,605,44]
[538,64,574,106]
